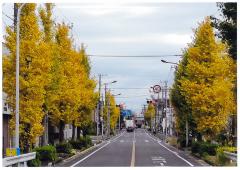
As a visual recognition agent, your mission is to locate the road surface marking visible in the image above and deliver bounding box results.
[145,132,194,167]
[130,141,135,167]
[152,158,165,160]
[157,142,194,167]
[130,130,136,167]
[145,140,149,143]
[120,140,124,143]
[71,132,125,167]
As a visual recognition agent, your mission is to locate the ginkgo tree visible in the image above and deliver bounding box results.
[144,103,155,129]
[3,4,52,152]
[178,17,236,141]
[46,23,97,142]
[3,3,99,149]
[103,92,120,134]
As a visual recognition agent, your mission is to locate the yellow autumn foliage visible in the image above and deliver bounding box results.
[3,4,52,146]
[178,18,236,139]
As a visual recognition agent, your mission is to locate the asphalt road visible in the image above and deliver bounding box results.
[64,128,204,167]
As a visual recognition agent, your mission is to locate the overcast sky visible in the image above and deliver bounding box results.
[2,2,220,114]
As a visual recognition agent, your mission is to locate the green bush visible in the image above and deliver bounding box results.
[69,136,93,150]
[191,142,200,154]
[35,145,57,162]
[202,143,218,156]
[28,152,41,167]
[56,142,73,154]
[217,148,228,166]
[79,136,92,147]
[28,157,41,167]
[69,140,84,150]
[84,135,93,146]
[28,145,57,167]
[191,142,218,156]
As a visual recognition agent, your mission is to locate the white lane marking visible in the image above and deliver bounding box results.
[71,132,125,167]
[120,140,124,143]
[145,140,149,143]
[111,131,126,143]
[71,141,110,167]
[157,141,177,154]
[145,132,194,167]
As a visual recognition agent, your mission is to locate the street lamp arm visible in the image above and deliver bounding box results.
[161,59,179,65]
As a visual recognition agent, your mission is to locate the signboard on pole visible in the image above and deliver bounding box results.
[153,85,161,93]
[6,148,20,157]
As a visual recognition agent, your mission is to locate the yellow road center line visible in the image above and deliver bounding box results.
[131,130,136,167]
[131,140,135,167]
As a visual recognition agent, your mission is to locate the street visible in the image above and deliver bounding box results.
[62,129,203,167]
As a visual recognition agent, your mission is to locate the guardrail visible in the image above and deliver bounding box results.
[3,152,36,167]
[224,151,237,161]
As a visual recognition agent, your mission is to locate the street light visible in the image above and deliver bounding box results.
[112,93,121,96]
[161,59,179,65]
[161,59,189,147]
[16,3,26,153]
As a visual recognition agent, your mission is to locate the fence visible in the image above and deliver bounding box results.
[2,152,36,167]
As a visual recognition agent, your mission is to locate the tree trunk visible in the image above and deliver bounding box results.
[77,126,81,139]
[42,114,48,146]
[72,121,76,141]
[59,120,65,143]
[231,115,237,146]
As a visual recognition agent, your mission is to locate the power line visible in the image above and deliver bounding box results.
[101,87,150,89]
[115,94,149,98]
[3,12,14,21]
[88,54,182,58]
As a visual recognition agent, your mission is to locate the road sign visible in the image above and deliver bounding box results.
[153,85,161,93]
[6,148,20,157]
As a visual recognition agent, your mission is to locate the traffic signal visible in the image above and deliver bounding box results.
[147,100,152,104]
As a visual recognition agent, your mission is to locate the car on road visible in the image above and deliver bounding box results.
[125,119,135,132]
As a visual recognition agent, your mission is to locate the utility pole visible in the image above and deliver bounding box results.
[97,74,102,136]
[169,100,172,136]
[154,93,160,134]
[164,81,168,139]
[101,95,104,137]
[105,84,110,138]
[16,3,25,152]
[157,92,160,133]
